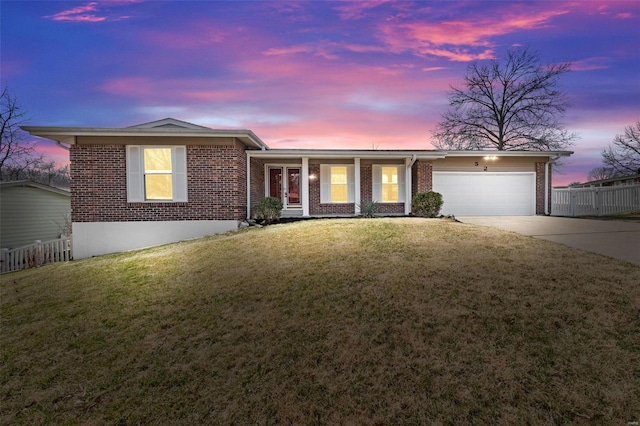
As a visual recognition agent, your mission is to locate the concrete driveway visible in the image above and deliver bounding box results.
[459,216,640,266]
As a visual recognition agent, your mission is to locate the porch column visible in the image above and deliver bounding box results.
[405,157,412,215]
[302,157,310,217]
[354,158,361,215]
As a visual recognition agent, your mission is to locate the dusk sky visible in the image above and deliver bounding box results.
[2,1,639,185]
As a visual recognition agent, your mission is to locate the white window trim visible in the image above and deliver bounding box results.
[126,145,188,203]
[320,164,355,204]
[372,164,406,203]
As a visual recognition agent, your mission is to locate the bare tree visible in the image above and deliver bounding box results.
[0,86,42,180]
[433,47,576,151]
[0,86,70,187]
[600,121,640,176]
[587,166,618,182]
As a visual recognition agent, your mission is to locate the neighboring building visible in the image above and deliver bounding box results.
[569,173,640,188]
[23,118,572,259]
[0,181,71,248]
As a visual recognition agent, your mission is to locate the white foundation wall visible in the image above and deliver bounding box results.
[72,220,240,259]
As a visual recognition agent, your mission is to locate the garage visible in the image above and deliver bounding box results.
[433,172,536,216]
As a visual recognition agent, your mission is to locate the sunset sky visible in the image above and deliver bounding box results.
[2,1,639,185]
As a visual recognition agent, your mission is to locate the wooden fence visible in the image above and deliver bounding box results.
[551,185,640,217]
[0,237,72,273]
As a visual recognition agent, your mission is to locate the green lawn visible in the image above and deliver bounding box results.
[2,218,639,425]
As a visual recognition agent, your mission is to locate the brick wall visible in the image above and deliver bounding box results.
[249,158,266,217]
[360,163,372,201]
[308,164,355,215]
[70,143,247,222]
[412,161,433,194]
[535,162,546,215]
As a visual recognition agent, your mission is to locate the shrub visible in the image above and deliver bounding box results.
[254,197,283,224]
[358,199,380,218]
[411,191,443,217]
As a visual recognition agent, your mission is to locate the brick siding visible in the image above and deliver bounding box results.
[249,157,266,217]
[70,143,247,222]
[535,162,546,215]
[412,161,433,194]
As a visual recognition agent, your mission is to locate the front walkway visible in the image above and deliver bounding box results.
[459,216,640,266]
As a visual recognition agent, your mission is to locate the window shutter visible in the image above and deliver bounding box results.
[320,164,330,203]
[173,146,188,202]
[397,165,406,203]
[347,165,355,203]
[126,146,143,202]
[372,165,382,202]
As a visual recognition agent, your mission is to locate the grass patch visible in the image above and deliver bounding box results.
[2,218,639,424]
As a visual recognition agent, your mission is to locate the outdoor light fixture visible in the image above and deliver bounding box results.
[483,156,498,161]
[309,174,317,180]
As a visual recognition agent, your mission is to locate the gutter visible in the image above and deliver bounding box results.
[55,140,71,150]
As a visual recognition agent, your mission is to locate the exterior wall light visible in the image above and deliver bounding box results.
[309,174,317,180]
[483,156,498,161]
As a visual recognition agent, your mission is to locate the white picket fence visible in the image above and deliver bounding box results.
[0,237,72,273]
[551,185,640,217]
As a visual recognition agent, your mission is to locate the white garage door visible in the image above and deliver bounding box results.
[433,172,536,216]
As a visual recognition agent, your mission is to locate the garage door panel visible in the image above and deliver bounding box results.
[433,172,535,216]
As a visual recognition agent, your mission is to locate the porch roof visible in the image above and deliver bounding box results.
[247,149,573,160]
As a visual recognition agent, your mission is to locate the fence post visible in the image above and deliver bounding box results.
[0,248,8,273]
[35,240,43,267]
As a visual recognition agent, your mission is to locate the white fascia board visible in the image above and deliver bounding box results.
[247,150,447,160]
[21,126,269,150]
[442,150,574,158]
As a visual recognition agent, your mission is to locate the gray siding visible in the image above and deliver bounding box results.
[1,186,71,248]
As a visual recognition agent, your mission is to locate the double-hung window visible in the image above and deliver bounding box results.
[127,146,188,202]
[373,165,405,203]
[320,164,355,203]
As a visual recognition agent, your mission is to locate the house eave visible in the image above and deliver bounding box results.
[248,149,447,160]
[20,126,269,150]
[0,180,71,196]
[442,150,574,158]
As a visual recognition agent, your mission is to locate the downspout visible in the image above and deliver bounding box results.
[544,161,549,215]
[246,152,251,220]
[545,155,562,216]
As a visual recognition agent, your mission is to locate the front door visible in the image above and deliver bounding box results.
[268,167,301,209]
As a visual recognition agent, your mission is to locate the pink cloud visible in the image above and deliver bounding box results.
[378,7,570,61]
[44,2,105,22]
[334,0,390,20]
[572,57,611,71]
[264,45,315,56]
[44,1,137,22]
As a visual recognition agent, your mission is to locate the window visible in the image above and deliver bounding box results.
[320,164,354,203]
[373,165,405,203]
[144,148,173,200]
[127,146,187,202]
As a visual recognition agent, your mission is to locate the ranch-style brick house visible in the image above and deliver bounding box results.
[23,118,572,259]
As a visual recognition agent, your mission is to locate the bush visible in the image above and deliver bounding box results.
[358,199,380,218]
[411,191,443,217]
[254,197,283,224]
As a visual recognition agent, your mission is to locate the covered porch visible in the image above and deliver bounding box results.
[246,150,446,219]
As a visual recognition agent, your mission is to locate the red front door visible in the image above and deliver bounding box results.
[268,167,301,208]
[269,168,282,199]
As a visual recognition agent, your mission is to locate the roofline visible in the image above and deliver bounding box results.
[578,172,640,186]
[20,126,269,150]
[0,180,70,196]
[248,149,573,159]
[248,149,447,160]
[441,150,574,157]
